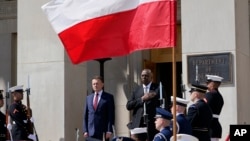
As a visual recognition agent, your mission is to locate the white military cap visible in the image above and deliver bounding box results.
[130,127,147,135]
[171,96,189,107]
[9,85,24,93]
[170,134,199,141]
[206,75,223,82]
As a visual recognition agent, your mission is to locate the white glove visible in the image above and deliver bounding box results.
[28,134,37,141]
[30,117,34,123]
[7,123,12,130]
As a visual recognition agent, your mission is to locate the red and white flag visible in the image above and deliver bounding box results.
[42,0,176,64]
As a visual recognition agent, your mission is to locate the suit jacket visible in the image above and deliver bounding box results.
[83,91,115,139]
[126,83,161,141]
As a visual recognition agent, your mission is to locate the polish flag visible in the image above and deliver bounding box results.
[42,0,176,64]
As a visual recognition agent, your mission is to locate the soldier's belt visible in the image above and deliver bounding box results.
[213,114,219,118]
[0,134,6,137]
[13,119,27,124]
[193,127,208,132]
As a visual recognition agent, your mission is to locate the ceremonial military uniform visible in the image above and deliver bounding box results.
[176,114,192,135]
[153,127,172,141]
[8,85,32,140]
[187,84,213,141]
[153,108,173,141]
[0,93,7,141]
[187,100,212,141]
[205,75,224,139]
[170,96,192,135]
[9,101,31,140]
[205,89,223,137]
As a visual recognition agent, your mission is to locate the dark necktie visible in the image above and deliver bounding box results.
[93,93,99,110]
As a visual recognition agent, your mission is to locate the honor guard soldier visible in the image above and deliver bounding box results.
[0,91,7,141]
[170,96,192,135]
[8,85,36,141]
[186,84,212,141]
[153,107,173,141]
[204,75,224,141]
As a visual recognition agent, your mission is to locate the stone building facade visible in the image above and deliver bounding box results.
[0,0,250,140]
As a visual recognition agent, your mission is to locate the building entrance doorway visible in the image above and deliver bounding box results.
[155,62,184,110]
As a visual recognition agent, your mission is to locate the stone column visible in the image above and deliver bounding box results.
[18,0,87,140]
[181,0,250,140]
[0,0,17,112]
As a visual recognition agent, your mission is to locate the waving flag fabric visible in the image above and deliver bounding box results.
[42,0,176,64]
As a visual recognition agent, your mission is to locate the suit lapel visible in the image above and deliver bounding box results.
[91,93,95,110]
[139,86,144,97]
[150,83,157,91]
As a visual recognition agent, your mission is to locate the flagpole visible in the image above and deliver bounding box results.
[172,0,177,140]
[172,46,177,141]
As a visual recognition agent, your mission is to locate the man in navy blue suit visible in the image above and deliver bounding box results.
[83,76,115,141]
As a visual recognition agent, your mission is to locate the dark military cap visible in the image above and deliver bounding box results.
[189,84,208,93]
[155,107,173,120]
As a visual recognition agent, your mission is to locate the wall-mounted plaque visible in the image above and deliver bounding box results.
[187,53,233,84]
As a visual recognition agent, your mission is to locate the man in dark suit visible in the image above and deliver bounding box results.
[170,96,192,135]
[186,84,212,141]
[126,69,161,141]
[204,75,224,141]
[83,76,115,141]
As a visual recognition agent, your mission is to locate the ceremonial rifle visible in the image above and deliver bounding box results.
[26,87,33,134]
[26,76,39,141]
[159,82,165,108]
[181,74,186,99]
